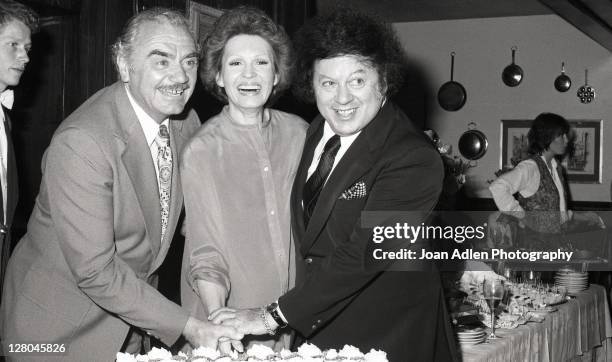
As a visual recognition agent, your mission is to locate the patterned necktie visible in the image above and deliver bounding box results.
[303,135,341,227]
[155,124,172,241]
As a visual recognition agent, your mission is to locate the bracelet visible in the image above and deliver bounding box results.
[266,302,288,328]
[260,307,276,336]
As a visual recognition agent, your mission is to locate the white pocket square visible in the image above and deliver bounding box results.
[339,181,367,200]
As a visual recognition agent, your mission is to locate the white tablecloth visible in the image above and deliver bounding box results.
[461,284,612,362]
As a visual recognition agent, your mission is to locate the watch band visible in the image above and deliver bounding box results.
[266,302,288,328]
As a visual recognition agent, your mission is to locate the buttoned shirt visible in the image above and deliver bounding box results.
[125,85,169,190]
[489,156,570,223]
[184,106,307,300]
[0,89,14,223]
[306,122,360,182]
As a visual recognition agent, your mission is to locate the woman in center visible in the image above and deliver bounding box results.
[180,6,307,351]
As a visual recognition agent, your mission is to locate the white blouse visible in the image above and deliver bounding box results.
[489,156,570,223]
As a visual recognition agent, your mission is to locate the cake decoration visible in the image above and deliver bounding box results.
[116,343,388,362]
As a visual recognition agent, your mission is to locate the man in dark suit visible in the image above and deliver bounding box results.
[211,10,458,362]
[0,0,38,302]
[1,8,240,361]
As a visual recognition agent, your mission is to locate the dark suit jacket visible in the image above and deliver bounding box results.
[0,82,200,362]
[279,102,458,361]
[0,107,18,299]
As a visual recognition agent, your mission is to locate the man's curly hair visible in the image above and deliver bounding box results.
[200,6,293,105]
[292,8,407,103]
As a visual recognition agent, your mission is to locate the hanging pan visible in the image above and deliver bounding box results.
[438,52,466,111]
[577,69,595,104]
[502,46,523,87]
[554,62,571,92]
[458,122,488,164]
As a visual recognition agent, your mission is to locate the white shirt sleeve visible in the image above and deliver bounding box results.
[489,159,541,217]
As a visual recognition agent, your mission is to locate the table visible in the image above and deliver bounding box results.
[460,284,612,362]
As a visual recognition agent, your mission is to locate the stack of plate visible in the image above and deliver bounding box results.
[455,327,487,346]
[554,269,588,295]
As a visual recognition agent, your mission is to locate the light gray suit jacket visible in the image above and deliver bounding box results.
[0,82,200,361]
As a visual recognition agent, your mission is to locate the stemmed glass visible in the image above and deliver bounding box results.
[483,278,505,339]
[502,266,514,283]
[525,270,535,287]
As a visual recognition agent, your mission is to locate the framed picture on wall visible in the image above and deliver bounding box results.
[186,1,223,43]
[500,119,531,169]
[565,120,602,183]
[500,119,602,183]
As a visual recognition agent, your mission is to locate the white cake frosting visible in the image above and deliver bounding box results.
[323,349,338,360]
[116,343,388,361]
[297,343,323,358]
[246,344,276,359]
[338,344,364,359]
[364,349,388,362]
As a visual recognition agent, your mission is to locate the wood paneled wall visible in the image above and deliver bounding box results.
[12,0,134,236]
[140,0,315,35]
[79,0,133,97]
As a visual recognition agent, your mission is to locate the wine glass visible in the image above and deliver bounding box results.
[502,265,514,283]
[524,270,539,288]
[483,278,505,339]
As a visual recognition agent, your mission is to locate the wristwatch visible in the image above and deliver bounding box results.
[266,302,288,329]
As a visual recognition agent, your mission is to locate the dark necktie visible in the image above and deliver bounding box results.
[303,135,341,226]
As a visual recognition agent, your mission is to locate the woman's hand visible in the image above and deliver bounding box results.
[182,317,243,351]
[209,307,277,336]
[207,307,245,354]
[487,212,517,248]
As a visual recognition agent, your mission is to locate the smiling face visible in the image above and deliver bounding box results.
[215,34,278,113]
[118,20,198,123]
[313,55,385,136]
[0,20,32,92]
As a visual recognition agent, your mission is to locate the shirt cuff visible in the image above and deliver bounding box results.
[275,299,288,324]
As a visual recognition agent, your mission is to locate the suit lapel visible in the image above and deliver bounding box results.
[302,132,374,252]
[291,118,324,244]
[114,85,162,257]
[301,102,396,253]
[2,107,18,227]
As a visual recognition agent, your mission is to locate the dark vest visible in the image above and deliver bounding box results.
[517,156,567,233]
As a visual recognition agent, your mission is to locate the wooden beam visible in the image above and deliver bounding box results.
[318,0,552,23]
[539,0,612,52]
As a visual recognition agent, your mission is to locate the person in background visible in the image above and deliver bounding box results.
[208,9,461,361]
[1,8,240,361]
[180,6,307,354]
[489,112,603,249]
[0,0,37,302]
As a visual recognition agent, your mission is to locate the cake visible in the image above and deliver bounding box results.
[116,343,388,362]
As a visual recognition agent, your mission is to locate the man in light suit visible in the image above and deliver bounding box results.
[1,8,241,361]
[0,0,37,303]
[210,10,459,362]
